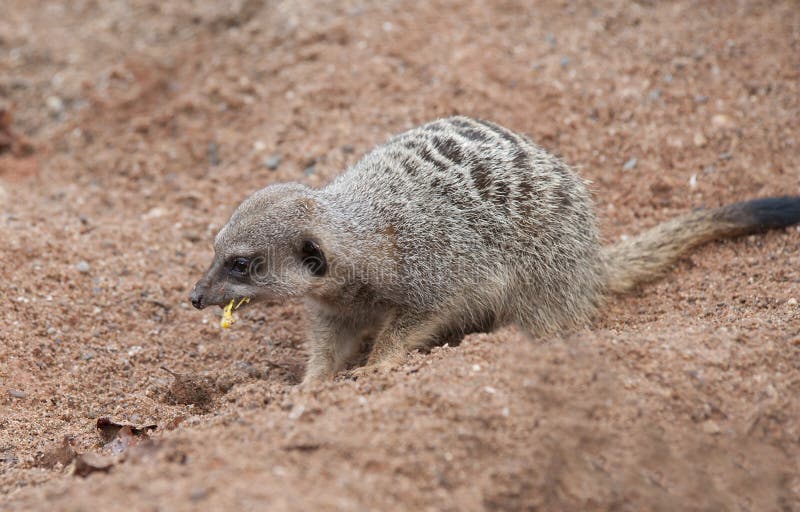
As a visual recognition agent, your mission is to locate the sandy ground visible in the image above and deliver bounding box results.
[1,0,799,510]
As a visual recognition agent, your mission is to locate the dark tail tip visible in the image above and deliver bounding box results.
[717,196,800,233]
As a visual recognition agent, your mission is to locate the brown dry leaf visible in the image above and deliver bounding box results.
[66,428,164,478]
[68,452,115,478]
[96,417,157,443]
[35,436,77,469]
[59,418,161,477]
[105,426,139,455]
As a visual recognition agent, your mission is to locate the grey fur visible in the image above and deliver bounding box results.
[189,116,798,384]
[191,116,603,383]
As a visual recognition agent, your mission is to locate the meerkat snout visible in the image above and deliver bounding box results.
[189,287,205,310]
[188,183,335,312]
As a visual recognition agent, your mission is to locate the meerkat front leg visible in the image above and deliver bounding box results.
[302,311,363,385]
[352,311,442,376]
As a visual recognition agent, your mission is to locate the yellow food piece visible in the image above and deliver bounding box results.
[220,300,235,329]
[220,297,251,329]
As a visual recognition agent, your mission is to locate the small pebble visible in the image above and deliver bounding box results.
[711,114,734,130]
[693,132,707,147]
[263,154,281,170]
[46,96,64,115]
[649,89,661,101]
[80,351,95,361]
[7,389,27,399]
[693,94,708,104]
[303,165,315,176]
[559,56,570,68]
[288,404,305,421]
[718,152,732,161]
[622,158,637,171]
[702,420,721,435]
[75,261,90,273]
[788,298,798,306]
[143,206,166,219]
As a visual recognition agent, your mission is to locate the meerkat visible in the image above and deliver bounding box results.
[189,116,800,384]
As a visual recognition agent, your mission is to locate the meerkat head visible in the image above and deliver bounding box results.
[189,183,330,310]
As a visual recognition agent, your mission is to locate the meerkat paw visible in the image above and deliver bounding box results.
[301,366,334,387]
[349,358,402,379]
[347,366,373,379]
[301,374,326,388]
[349,365,384,379]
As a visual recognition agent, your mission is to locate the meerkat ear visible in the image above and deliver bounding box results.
[299,238,327,277]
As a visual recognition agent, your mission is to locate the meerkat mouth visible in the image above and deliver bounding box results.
[220,297,251,329]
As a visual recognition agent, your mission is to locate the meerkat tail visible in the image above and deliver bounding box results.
[602,196,800,294]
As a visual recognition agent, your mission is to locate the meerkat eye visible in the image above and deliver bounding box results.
[300,239,327,277]
[229,257,250,275]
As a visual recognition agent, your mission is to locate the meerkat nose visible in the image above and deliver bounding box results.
[189,289,205,310]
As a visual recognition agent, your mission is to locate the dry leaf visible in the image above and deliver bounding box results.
[35,436,77,469]
[96,417,157,443]
[69,452,114,478]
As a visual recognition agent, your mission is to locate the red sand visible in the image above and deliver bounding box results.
[1,1,799,509]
